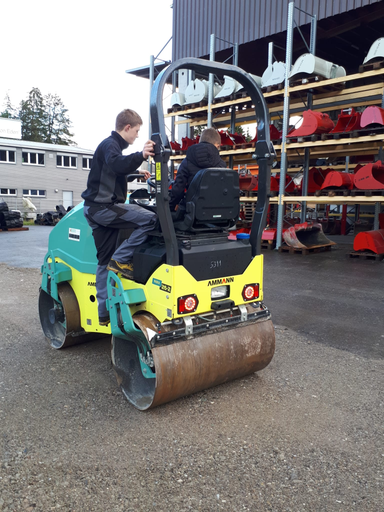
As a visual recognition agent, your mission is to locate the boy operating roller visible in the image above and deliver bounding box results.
[82,109,156,325]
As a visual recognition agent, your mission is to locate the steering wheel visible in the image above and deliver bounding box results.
[147,177,156,189]
[147,175,174,189]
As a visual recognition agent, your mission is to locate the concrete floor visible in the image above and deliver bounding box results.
[1,225,383,359]
[263,237,384,359]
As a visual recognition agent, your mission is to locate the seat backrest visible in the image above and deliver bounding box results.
[184,168,240,226]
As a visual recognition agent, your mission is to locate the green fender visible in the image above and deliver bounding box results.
[41,250,72,302]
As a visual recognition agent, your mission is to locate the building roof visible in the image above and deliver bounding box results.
[0,138,93,155]
[171,0,384,76]
[126,62,171,81]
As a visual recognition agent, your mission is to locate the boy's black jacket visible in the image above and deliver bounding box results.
[82,131,144,207]
[169,141,226,211]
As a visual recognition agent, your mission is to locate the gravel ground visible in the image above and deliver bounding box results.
[0,264,383,511]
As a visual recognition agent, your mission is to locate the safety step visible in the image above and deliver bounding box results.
[278,243,333,255]
[348,250,384,261]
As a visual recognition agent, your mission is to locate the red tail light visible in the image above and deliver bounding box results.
[242,284,259,301]
[178,294,199,314]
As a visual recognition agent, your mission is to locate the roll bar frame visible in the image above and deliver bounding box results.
[150,57,275,265]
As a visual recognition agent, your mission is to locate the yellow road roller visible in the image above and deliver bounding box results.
[38,58,276,410]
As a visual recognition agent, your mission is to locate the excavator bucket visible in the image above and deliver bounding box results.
[214,75,262,99]
[170,140,181,151]
[219,130,235,146]
[170,92,185,107]
[184,79,222,104]
[261,61,286,88]
[181,137,198,150]
[330,108,361,133]
[363,37,384,64]
[214,75,242,99]
[239,174,258,191]
[283,222,336,249]
[252,125,281,143]
[289,53,346,81]
[354,161,384,189]
[321,171,354,190]
[229,132,247,145]
[354,229,384,254]
[307,167,332,193]
[252,175,290,193]
[287,110,334,138]
[360,106,384,128]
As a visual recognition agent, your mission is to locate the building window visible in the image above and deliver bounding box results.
[82,157,92,170]
[0,188,17,196]
[56,154,77,168]
[0,149,16,163]
[23,189,46,197]
[22,151,45,166]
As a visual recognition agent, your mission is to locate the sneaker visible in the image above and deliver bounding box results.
[107,259,134,280]
[99,315,110,326]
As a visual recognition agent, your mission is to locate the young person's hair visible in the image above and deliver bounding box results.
[115,109,143,131]
[200,127,221,145]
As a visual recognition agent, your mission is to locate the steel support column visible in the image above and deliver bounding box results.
[276,1,295,249]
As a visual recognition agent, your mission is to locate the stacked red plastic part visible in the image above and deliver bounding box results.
[251,125,281,143]
[354,161,384,190]
[287,110,334,138]
[321,171,355,190]
[354,229,384,254]
[360,106,384,128]
[330,108,361,133]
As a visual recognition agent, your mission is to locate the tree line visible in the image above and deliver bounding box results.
[1,88,76,145]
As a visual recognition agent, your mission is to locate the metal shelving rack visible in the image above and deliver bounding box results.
[164,3,384,246]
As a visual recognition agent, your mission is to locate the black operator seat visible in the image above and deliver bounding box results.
[173,168,240,232]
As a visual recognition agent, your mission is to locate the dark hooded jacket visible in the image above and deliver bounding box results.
[82,131,144,207]
[169,141,226,211]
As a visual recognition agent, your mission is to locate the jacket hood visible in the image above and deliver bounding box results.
[186,141,222,168]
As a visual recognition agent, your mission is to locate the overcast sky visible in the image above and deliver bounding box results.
[1,0,173,151]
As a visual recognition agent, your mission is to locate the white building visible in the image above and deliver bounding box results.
[0,118,93,213]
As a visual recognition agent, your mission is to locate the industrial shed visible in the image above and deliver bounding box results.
[172,0,384,74]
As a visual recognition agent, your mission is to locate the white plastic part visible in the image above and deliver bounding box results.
[261,61,286,88]
[22,197,37,211]
[214,75,242,98]
[363,37,384,64]
[215,73,262,99]
[170,92,185,107]
[184,79,222,104]
[289,54,346,81]
[238,73,262,91]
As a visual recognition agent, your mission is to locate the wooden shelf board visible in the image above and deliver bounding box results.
[240,196,384,204]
